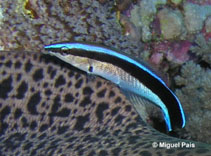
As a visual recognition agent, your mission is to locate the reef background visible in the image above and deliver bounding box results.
[0,0,210,144]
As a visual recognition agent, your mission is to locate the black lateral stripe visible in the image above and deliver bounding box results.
[50,48,183,129]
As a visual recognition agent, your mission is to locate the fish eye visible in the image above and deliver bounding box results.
[88,66,93,72]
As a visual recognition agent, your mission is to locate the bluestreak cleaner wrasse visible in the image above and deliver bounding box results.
[44,42,186,131]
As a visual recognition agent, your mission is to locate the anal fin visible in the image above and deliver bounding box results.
[121,89,168,131]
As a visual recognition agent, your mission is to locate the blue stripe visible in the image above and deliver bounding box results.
[45,42,186,129]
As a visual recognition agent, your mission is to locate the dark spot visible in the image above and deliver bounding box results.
[41,102,46,107]
[30,87,35,92]
[55,75,66,88]
[64,93,74,103]
[57,126,69,134]
[97,129,108,136]
[79,96,91,107]
[2,70,6,75]
[114,97,121,103]
[88,150,96,156]
[37,142,47,151]
[139,151,152,156]
[14,108,23,119]
[75,73,81,80]
[68,71,74,78]
[43,82,48,88]
[30,133,37,139]
[30,149,37,155]
[128,136,139,144]
[109,90,115,98]
[25,60,33,73]
[5,60,12,68]
[21,117,29,127]
[38,133,46,140]
[51,95,61,113]
[67,81,72,87]
[50,125,56,132]
[75,92,79,97]
[0,106,11,120]
[113,130,121,136]
[88,66,93,72]
[99,150,108,156]
[0,76,13,99]
[44,89,52,96]
[66,136,77,142]
[2,70,7,75]
[0,55,5,60]
[95,102,109,123]
[39,124,48,132]
[84,127,90,133]
[83,87,93,95]
[111,148,121,155]
[125,123,137,132]
[30,121,37,130]
[75,78,83,88]
[0,123,8,134]
[125,105,131,112]
[21,54,25,59]
[16,81,28,99]
[27,92,41,115]
[33,54,37,60]
[74,114,90,131]
[75,145,84,155]
[111,107,120,116]
[53,108,71,117]
[47,66,57,79]
[23,142,33,150]
[96,81,102,88]
[83,135,99,142]
[114,115,124,125]
[14,53,18,58]
[14,61,22,69]
[73,109,77,114]
[97,88,106,98]
[32,68,44,82]
[16,73,22,81]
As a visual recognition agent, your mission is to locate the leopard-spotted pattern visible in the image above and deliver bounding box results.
[0,51,211,156]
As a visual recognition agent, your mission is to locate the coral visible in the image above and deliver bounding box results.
[166,40,191,64]
[149,40,191,67]
[184,2,211,34]
[190,34,211,64]
[157,8,184,40]
[126,1,211,42]
[170,0,183,5]
[175,61,211,143]
[130,0,166,42]
[119,15,141,40]
[0,7,3,25]
[0,0,143,56]
[150,52,164,65]
[115,0,133,11]
[186,0,211,5]
[205,16,211,33]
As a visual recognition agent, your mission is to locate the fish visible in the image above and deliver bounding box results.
[44,42,186,131]
[0,50,211,156]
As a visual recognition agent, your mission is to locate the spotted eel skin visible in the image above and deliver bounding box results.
[0,51,211,156]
